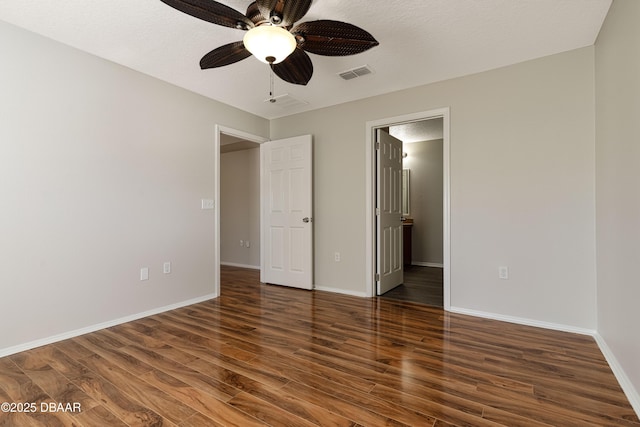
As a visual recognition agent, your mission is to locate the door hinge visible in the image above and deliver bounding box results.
[375,274,380,282]
[376,208,380,216]
[376,142,380,150]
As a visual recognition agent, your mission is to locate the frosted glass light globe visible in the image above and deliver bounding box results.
[243,25,296,64]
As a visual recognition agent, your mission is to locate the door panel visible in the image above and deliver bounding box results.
[269,227,284,270]
[261,135,313,289]
[377,130,403,295]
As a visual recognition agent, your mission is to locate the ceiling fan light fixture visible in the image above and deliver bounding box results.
[243,25,296,64]
[161,0,379,86]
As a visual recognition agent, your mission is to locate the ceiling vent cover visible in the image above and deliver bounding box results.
[338,65,374,80]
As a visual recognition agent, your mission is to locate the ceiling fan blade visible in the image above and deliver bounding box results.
[200,41,252,69]
[246,1,268,25]
[271,48,313,85]
[293,20,379,56]
[255,0,277,21]
[256,0,312,27]
[160,0,253,30]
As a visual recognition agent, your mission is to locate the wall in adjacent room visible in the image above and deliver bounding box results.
[403,139,444,266]
[220,148,261,268]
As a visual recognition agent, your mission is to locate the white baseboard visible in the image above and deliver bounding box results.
[411,261,444,268]
[220,262,260,270]
[0,293,218,359]
[449,306,596,336]
[593,333,640,418]
[314,285,368,298]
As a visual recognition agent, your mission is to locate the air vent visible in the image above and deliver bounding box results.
[263,94,308,109]
[338,65,374,80]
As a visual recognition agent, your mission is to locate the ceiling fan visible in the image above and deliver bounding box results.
[160,0,379,85]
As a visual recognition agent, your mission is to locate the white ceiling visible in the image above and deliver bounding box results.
[0,0,611,120]
[390,118,444,144]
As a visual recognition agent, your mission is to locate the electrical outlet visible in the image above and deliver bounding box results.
[499,266,509,280]
[334,252,341,262]
[163,262,171,274]
[201,199,214,210]
[240,240,244,247]
[140,267,149,281]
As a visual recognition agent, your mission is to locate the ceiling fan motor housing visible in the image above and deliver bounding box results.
[269,12,283,25]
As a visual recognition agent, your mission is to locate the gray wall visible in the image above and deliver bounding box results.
[0,20,269,352]
[595,0,640,409]
[271,46,597,330]
[220,148,261,268]
[404,139,444,266]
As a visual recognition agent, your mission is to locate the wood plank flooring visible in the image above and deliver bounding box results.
[380,266,444,307]
[1,266,638,426]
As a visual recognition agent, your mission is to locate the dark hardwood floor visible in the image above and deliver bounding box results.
[1,266,638,426]
[380,265,444,307]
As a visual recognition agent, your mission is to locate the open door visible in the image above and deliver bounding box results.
[261,135,313,290]
[376,129,403,295]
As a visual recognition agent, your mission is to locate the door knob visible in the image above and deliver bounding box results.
[303,217,312,223]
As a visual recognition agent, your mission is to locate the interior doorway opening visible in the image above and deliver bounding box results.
[365,108,451,309]
[214,127,314,295]
[214,125,268,297]
[219,135,261,271]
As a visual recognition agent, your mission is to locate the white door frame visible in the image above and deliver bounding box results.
[214,125,269,297]
[365,108,451,309]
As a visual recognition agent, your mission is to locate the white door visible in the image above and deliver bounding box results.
[377,129,403,295]
[261,135,313,289]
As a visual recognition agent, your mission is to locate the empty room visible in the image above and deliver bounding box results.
[1,0,639,425]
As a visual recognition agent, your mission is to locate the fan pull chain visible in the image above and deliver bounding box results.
[269,67,276,103]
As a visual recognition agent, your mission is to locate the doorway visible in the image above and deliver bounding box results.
[214,127,314,295]
[219,135,261,270]
[214,125,268,297]
[365,108,451,309]
[383,119,444,306]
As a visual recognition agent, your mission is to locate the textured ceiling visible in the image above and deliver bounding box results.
[390,118,444,144]
[0,0,611,120]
